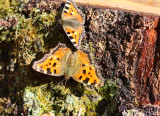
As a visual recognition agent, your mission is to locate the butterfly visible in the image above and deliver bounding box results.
[61,0,85,49]
[32,44,102,87]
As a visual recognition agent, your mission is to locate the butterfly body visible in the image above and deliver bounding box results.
[62,20,82,29]
[32,44,102,87]
[64,52,78,77]
[61,0,85,49]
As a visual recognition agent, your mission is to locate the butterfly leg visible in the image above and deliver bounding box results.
[64,76,70,87]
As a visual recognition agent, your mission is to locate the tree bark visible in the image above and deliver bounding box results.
[0,0,159,115]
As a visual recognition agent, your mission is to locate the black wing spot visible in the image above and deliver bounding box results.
[83,70,86,74]
[66,2,70,5]
[88,72,90,75]
[54,69,56,74]
[72,31,75,33]
[53,63,56,67]
[64,6,69,10]
[49,63,51,65]
[83,78,90,84]
[72,42,76,45]
[64,11,67,13]
[82,64,85,67]
[89,67,92,70]
[67,32,70,34]
[79,76,82,80]
[47,68,52,74]
[91,80,97,85]
[50,58,52,60]
[70,13,73,15]
[69,36,74,39]
[56,58,59,61]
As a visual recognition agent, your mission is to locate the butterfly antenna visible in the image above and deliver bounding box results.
[53,78,65,88]
[52,22,60,31]
[52,14,62,31]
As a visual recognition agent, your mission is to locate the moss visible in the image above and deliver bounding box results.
[0,0,61,115]
[0,0,119,115]
[0,0,18,18]
[98,79,119,115]
[0,0,19,40]
[100,79,118,99]
[23,85,53,115]
[23,82,105,115]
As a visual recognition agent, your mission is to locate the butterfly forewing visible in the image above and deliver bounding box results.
[71,51,102,87]
[61,0,85,49]
[32,46,70,76]
[32,44,102,87]
[62,0,84,23]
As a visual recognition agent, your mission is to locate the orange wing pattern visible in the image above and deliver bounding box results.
[72,51,102,87]
[65,27,83,48]
[62,0,84,23]
[32,45,70,76]
[32,44,102,87]
[61,0,85,49]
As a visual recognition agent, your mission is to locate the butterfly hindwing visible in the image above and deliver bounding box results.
[61,0,85,49]
[63,26,83,48]
[32,44,102,87]
[71,51,102,87]
[32,45,70,76]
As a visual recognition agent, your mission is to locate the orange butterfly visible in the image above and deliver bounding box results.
[61,0,85,49]
[32,44,102,87]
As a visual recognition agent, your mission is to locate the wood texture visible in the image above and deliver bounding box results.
[62,0,160,16]
[0,0,160,115]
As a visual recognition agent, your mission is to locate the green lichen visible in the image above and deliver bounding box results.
[0,0,18,18]
[24,85,53,115]
[100,79,118,99]
[23,82,105,115]
[0,0,61,115]
[98,79,119,115]
[0,0,19,41]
